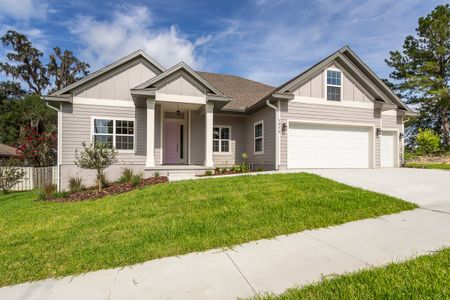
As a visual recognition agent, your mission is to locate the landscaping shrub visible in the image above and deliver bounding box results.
[131,173,143,187]
[215,167,222,174]
[241,152,248,171]
[153,171,160,178]
[205,170,213,176]
[36,183,57,201]
[118,167,134,183]
[68,177,84,193]
[231,165,242,173]
[44,183,57,196]
[416,128,440,155]
[256,167,264,172]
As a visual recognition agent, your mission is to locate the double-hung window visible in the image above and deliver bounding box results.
[326,69,342,101]
[93,118,135,151]
[213,126,230,153]
[254,121,263,154]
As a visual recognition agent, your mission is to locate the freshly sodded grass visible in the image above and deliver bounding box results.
[0,173,415,286]
[256,248,450,299]
[405,162,450,170]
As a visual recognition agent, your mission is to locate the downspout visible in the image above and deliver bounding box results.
[266,99,279,170]
[46,102,62,192]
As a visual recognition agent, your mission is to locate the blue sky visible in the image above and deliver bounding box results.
[0,0,445,86]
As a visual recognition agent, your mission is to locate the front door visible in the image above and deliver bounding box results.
[164,120,185,164]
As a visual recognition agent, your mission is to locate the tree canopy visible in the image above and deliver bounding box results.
[386,4,450,148]
[0,30,90,166]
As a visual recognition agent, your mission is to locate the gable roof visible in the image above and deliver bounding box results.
[0,144,17,157]
[274,46,412,112]
[134,62,224,96]
[196,72,276,110]
[51,50,165,96]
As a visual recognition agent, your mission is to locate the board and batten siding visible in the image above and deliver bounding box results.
[292,62,374,103]
[246,107,276,170]
[157,72,206,98]
[280,101,382,168]
[213,115,247,166]
[73,58,159,102]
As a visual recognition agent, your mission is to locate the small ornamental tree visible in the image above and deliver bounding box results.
[0,160,26,193]
[74,142,118,192]
[416,129,440,155]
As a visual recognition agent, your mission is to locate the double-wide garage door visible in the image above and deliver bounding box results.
[288,123,372,168]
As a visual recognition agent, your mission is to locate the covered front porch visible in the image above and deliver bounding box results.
[130,62,230,174]
[145,101,215,171]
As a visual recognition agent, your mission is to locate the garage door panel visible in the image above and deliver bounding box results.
[288,123,371,169]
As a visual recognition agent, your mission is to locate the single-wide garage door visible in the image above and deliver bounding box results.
[380,131,396,167]
[288,123,371,168]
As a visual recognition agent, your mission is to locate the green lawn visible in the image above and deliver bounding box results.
[405,162,450,170]
[0,173,416,287]
[256,248,450,299]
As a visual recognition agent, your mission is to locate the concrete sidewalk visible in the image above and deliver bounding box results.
[1,204,449,300]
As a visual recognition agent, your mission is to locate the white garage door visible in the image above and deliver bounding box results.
[288,123,371,168]
[381,131,396,167]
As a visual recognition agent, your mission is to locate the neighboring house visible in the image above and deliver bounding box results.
[0,143,18,161]
[44,46,415,190]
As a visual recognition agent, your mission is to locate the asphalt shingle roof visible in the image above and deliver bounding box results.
[196,71,276,110]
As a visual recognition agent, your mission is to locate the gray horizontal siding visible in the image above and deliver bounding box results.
[190,110,205,165]
[382,114,402,130]
[246,107,276,170]
[213,115,247,166]
[61,103,148,165]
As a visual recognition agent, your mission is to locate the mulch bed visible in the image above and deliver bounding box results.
[47,176,168,203]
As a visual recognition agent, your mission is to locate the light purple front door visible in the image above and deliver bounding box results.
[164,120,180,164]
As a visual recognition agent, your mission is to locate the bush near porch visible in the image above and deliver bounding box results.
[0,173,416,287]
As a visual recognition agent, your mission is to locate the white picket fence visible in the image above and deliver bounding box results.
[10,166,57,191]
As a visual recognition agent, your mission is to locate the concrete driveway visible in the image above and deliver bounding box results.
[307,168,450,210]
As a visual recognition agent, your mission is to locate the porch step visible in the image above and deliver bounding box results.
[145,165,214,180]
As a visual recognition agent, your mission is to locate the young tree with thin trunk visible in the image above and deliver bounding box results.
[385,4,450,148]
[74,142,118,192]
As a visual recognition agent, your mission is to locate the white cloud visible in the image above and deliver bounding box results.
[68,5,208,70]
[0,0,49,21]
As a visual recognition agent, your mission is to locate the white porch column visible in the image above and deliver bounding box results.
[204,102,214,167]
[146,99,156,168]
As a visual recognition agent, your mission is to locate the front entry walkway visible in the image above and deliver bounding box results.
[2,207,449,299]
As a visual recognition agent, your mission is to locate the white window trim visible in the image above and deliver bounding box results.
[254,120,264,155]
[90,116,136,153]
[325,67,343,101]
[213,125,231,155]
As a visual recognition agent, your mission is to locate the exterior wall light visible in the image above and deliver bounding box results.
[282,123,287,135]
[399,132,404,139]
[376,128,382,137]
